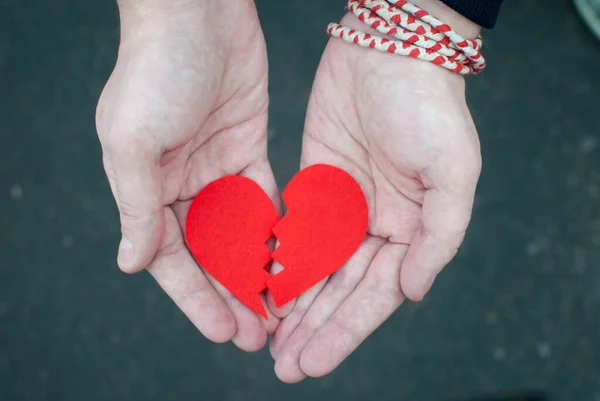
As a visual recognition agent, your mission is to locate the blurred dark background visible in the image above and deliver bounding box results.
[1,0,599,400]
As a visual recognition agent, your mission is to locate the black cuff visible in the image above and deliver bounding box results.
[439,0,504,28]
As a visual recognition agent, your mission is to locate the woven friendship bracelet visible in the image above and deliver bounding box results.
[327,0,486,75]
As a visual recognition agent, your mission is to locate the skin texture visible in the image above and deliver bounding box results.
[96,0,281,352]
[269,11,482,382]
[97,0,483,382]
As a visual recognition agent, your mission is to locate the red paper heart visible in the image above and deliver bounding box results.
[185,165,368,318]
[267,165,369,307]
[185,176,279,318]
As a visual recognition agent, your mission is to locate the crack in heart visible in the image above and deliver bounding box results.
[186,164,368,319]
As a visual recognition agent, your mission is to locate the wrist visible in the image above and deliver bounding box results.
[341,0,480,39]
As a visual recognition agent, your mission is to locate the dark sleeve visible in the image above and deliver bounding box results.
[439,0,504,28]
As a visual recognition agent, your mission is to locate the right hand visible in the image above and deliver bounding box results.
[95,0,281,351]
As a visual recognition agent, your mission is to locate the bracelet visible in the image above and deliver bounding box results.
[327,0,486,75]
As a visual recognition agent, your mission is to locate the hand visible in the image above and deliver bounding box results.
[96,0,280,351]
[270,9,482,382]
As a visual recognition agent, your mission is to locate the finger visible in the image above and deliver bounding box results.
[269,277,328,362]
[104,136,164,274]
[147,207,236,343]
[172,201,269,353]
[205,277,269,352]
[299,243,407,378]
[400,175,478,301]
[266,257,296,319]
[260,292,281,336]
[273,236,384,383]
[262,239,285,334]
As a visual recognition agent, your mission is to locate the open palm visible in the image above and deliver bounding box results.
[270,13,482,382]
[96,0,280,352]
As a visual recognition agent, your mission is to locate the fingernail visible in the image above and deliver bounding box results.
[117,236,136,268]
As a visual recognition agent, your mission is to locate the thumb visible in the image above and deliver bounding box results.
[400,169,479,301]
[104,137,165,274]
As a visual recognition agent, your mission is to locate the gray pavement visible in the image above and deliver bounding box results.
[1,0,599,400]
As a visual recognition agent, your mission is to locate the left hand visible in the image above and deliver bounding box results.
[269,10,482,382]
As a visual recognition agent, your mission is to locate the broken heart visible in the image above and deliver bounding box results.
[185,164,368,318]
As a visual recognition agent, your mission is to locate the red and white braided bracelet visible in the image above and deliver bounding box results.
[327,0,486,75]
